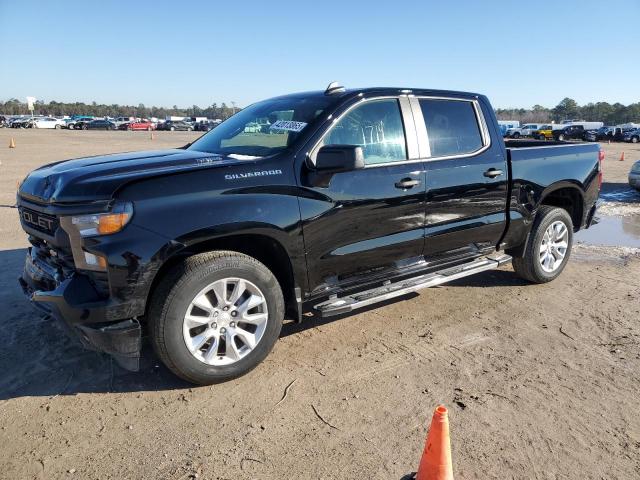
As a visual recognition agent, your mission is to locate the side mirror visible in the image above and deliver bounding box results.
[312,145,365,173]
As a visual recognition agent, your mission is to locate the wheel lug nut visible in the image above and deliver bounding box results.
[223,306,229,311]
[231,311,237,317]
[220,327,226,334]
[213,311,219,317]
[230,322,235,327]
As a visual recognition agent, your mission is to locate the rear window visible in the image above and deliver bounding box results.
[418,99,484,157]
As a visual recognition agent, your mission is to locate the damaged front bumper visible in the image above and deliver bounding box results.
[19,248,142,371]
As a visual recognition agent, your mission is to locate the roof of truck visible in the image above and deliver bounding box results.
[269,87,484,101]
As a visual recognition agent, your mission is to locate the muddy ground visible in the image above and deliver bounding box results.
[0,130,639,479]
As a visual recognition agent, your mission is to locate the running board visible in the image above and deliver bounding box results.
[314,254,512,317]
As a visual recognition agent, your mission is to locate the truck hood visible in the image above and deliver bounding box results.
[19,149,251,205]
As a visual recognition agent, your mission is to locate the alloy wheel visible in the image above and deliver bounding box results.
[182,278,268,366]
[539,220,569,273]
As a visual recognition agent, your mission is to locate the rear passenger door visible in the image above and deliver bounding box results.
[410,96,508,259]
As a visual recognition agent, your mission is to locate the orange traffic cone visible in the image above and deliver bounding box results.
[620,152,625,161]
[9,137,16,148]
[416,405,454,480]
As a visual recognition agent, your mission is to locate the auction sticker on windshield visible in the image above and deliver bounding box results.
[269,120,307,132]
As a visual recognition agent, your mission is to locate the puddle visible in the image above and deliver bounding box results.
[575,215,640,248]
[599,186,640,203]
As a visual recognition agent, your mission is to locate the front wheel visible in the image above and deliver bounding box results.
[149,251,285,385]
[632,136,639,144]
[558,134,565,141]
[512,206,573,283]
[512,132,521,139]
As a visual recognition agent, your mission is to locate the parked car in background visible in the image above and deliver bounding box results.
[195,120,218,132]
[112,116,136,128]
[562,121,604,131]
[623,129,640,143]
[156,120,193,131]
[65,116,94,129]
[532,124,563,140]
[583,126,611,142]
[32,117,66,129]
[120,120,155,131]
[505,123,544,138]
[10,116,38,128]
[243,122,262,133]
[629,161,640,190]
[553,125,585,141]
[0,115,7,128]
[77,119,116,130]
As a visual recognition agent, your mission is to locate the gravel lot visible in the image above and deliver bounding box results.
[0,130,639,479]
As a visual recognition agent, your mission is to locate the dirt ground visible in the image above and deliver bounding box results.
[0,130,639,479]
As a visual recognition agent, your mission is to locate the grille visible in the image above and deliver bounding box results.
[19,207,58,236]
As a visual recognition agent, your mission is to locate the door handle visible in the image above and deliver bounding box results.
[395,178,421,189]
[483,168,504,178]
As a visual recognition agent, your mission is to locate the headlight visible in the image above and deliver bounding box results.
[71,202,133,237]
[60,202,133,271]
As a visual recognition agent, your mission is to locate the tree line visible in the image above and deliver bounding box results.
[495,97,640,125]
[0,98,239,120]
[2,97,640,126]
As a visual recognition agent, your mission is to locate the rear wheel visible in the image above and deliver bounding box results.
[512,206,573,283]
[558,134,565,141]
[170,126,175,131]
[82,125,88,130]
[149,251,284,385]
[512,132,520,139]
[632,136,639,144]
[54,124,61,129]
[538,134,546,140]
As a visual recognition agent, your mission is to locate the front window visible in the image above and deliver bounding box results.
[189,95,339,157]
[320,98,407,165]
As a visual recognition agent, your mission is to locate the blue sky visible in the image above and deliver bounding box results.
[1,0,638,109]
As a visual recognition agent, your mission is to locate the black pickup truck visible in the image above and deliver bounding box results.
[17,84,602,384]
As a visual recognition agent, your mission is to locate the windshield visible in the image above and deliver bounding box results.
[188,95,337,157]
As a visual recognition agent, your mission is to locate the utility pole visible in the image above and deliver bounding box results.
[231,101,237,116]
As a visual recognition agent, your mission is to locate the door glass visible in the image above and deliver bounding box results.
[418,99,484,157]
[323,99,407,165]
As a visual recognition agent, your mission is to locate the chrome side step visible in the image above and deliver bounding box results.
[314,254,512,317]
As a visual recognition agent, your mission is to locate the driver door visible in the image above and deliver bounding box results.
[298,97,426,295]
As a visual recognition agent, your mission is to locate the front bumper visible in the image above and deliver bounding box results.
[19,248,142,370]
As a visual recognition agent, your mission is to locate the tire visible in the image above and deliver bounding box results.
[512,132,520,139]
[538,135,546,141]
[82,125,88,130]
[558,134,565,141]
[632,136,639,144]
[512,206,573,284]
[55,124,61,129]
[188,127,193,131]
[149,251,285,385]
[170,126,175,131]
